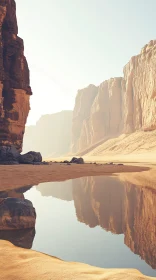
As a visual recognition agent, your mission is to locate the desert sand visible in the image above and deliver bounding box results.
[0,241,154,280]
[0,163,149,191]
[76,131,156,164]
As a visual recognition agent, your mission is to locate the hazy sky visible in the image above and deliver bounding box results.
[16,0,156,125]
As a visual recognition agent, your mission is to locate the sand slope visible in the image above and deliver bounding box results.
[81,131,156,163]
[0,241,154,280]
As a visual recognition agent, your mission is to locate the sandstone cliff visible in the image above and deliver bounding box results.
[72,40,156,154]
[72,177,156,269]
[0,0,31,152]
[23,111,72,158]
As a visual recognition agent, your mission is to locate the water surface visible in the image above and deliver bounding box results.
[23,176,156,277]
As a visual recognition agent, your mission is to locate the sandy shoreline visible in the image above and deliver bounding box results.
[0,163,149,190]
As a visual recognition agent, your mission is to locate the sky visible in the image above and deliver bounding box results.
[15,0,156,125]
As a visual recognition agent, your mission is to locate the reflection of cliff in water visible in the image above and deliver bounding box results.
[0,185,36,249]
[37,181,73,201]
[72,176,156,269]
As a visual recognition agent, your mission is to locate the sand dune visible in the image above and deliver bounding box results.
[0,241,154,280]
[80,131,156,163]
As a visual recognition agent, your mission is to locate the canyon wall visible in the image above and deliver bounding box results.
[0,0,32,151]
[72,40,156,153]
[23,111,72,158]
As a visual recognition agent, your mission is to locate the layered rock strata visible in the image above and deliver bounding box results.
[72,40,156,153]
[0,0,32,152]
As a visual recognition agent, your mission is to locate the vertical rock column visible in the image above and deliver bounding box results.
[0,0,32,152]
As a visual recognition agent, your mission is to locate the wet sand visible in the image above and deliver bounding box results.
[0,163,149,191]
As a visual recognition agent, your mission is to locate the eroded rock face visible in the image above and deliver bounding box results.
[72,177,156,269]
[72,40,156,153]
[123,40,156,133]
[0,0,32,152]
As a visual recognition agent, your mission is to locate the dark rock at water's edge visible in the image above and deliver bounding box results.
[0,228,35,249]
[70,157,84,164]
[0,197,36,230]
[19,151,42,164]
[0,146,20,164]
[63,157,85,164]
[0,145,42,164]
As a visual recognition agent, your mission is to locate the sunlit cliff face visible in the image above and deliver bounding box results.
[0,0,31,151]
[71,40,156,153]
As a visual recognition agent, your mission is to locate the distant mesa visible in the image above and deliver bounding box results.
[23,111,72,158]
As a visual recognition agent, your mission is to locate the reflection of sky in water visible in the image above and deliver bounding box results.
[25,179,156,277]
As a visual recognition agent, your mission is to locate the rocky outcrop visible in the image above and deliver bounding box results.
[0,0,32,152]
[0,145,42,164]
[23,111,72,158]
[72,176,156,269]
[19,151,42,164]
[72,40,156,153]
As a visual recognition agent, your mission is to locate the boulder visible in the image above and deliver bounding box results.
[0,198,36,230]
[19,151,42,164]
[63,160,69,163]
[0,146,20,164]
[70,157,84,164]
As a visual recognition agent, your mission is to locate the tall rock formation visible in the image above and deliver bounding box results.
[0,0,32,152]
[123,40,156,133]
[72,40,156,153]
[23,111,72,158]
